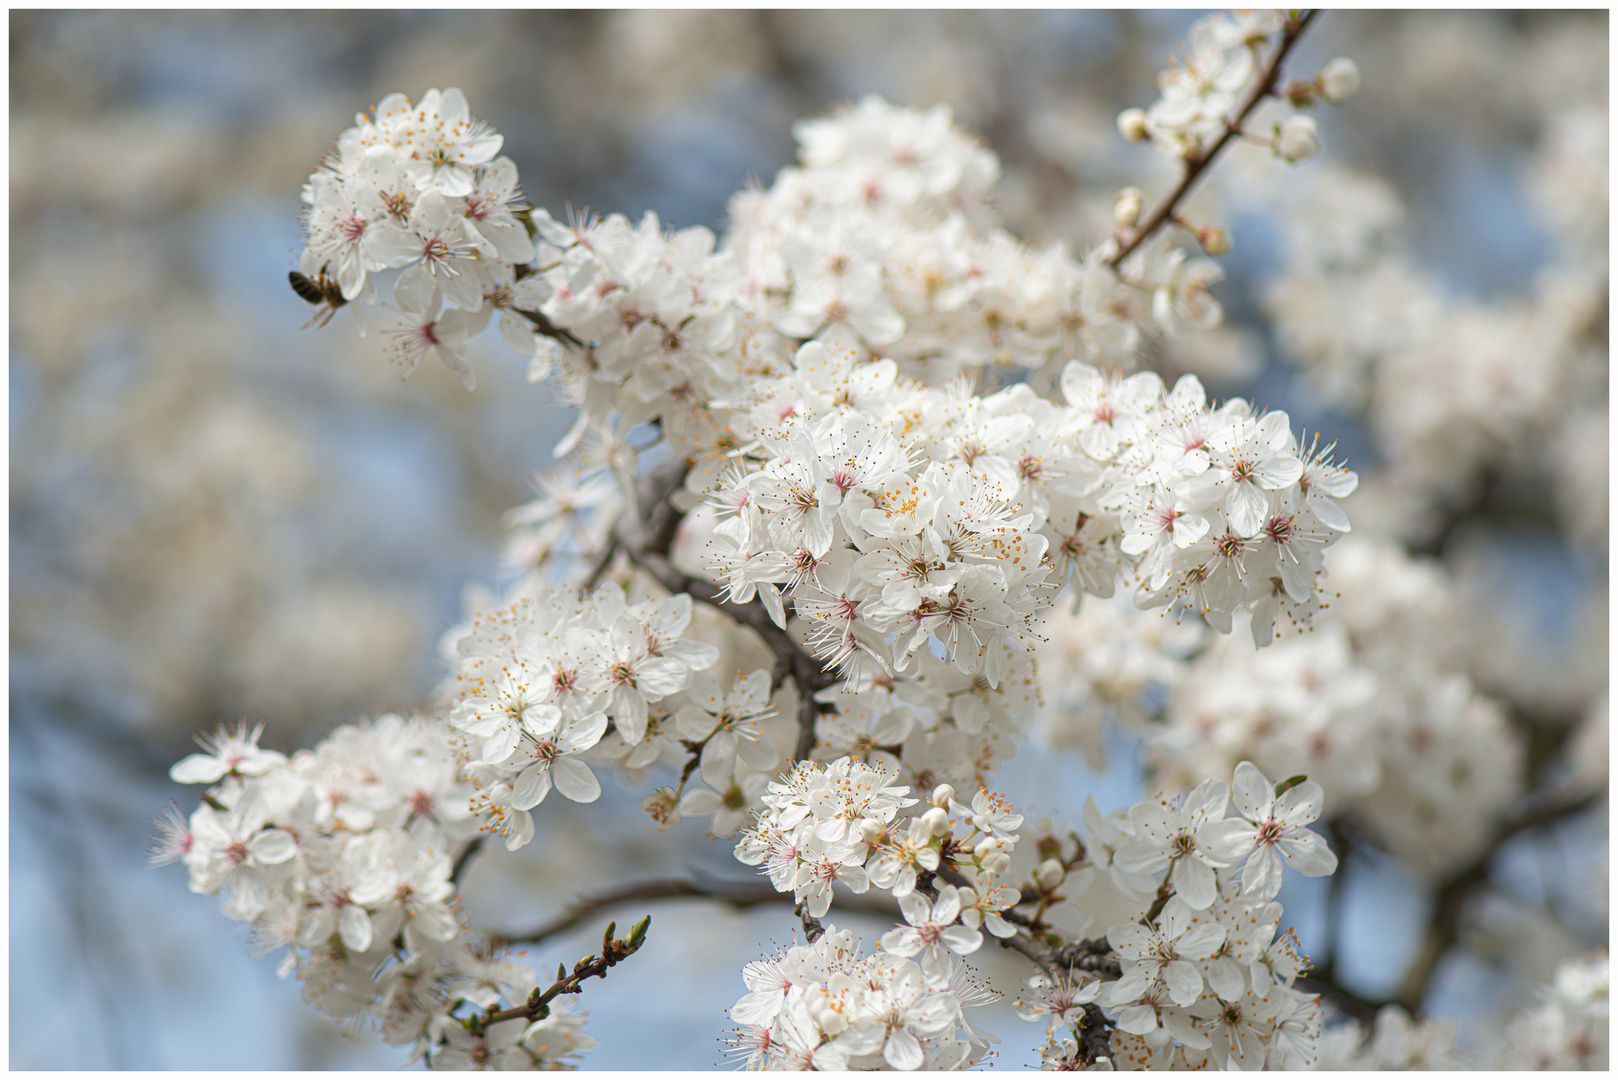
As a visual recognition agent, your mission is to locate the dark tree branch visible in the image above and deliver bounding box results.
[1394,785,1603,1012]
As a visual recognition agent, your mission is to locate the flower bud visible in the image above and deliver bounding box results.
[1113,187,1144,229]
[1273,116,1319,164]
[1034,858,1066,890]
[859,818,887,845]
[1196,225,1232,256]
[921,806,951,837]
[931,783,955,809]
[1318,57,1361,105]
[1116,107,1149,143]
[980,851,1012,877]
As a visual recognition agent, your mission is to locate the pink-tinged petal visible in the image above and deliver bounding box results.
[1278,830,1338,876]
[1232,761,1274,822]
[551,757,601,803]
[1240,844,1285,901]
[1173,854,1217,910]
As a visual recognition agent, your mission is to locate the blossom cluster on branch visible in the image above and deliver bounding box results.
[153,8,1606,1072]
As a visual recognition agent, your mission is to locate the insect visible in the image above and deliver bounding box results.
[288,267,347,329]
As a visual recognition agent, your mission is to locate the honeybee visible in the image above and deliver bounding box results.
[288,267,347,329]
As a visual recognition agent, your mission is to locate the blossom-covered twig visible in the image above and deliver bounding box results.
[1107,9,1320,269]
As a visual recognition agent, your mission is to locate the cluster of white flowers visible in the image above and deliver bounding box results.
[1116,11,1357,168]
[204,18,1412,1067]
[440,580,721,850]
[158,718,590,1067]
[1257,159,1606,543]
[298,88,556,389]
[703,332,1357,697]
[725,924,998,1070]
[1151,536,1523,876]
[1313,1004,1462,1069]
[1010,761,1336,1069]
[734,758,1023,932]
[1495,951,1609,1069]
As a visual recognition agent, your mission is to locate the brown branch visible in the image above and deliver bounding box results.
[491,875,902,948]
[450,837,484,886]
[511,306,587,350]
[1106,9,1320,270]
[1393,786,1603,1012]
[467,916,650,1036]
[1297,973,1379,1025]
[610,459,836,764]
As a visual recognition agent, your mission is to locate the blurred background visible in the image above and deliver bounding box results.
[9,9,1606,1069]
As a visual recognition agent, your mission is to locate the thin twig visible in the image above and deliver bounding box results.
[467,917,650,1035]
[450,837,485,886]
[1106,9,1320,270]
[491,875,902,947]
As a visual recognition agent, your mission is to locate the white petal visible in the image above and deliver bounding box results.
[551,757,601,803]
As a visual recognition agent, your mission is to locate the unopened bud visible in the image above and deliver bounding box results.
[859,818,886,845]
[1196,225,1231,256]
[981,851,1012,877]
[921,806,951,837]
[1113,186,1144,229]
[1318,57,1361,105]
[1284,78,1318,109]
[1035,858,1066,890]
[1116,107,1149,143]
[930,783,955,809]
[1273,116,1319,164]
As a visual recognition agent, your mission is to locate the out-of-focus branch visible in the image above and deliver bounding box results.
[491,875,901,947]
[1106,9,1320,269]
[1393,784,1603,1012]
